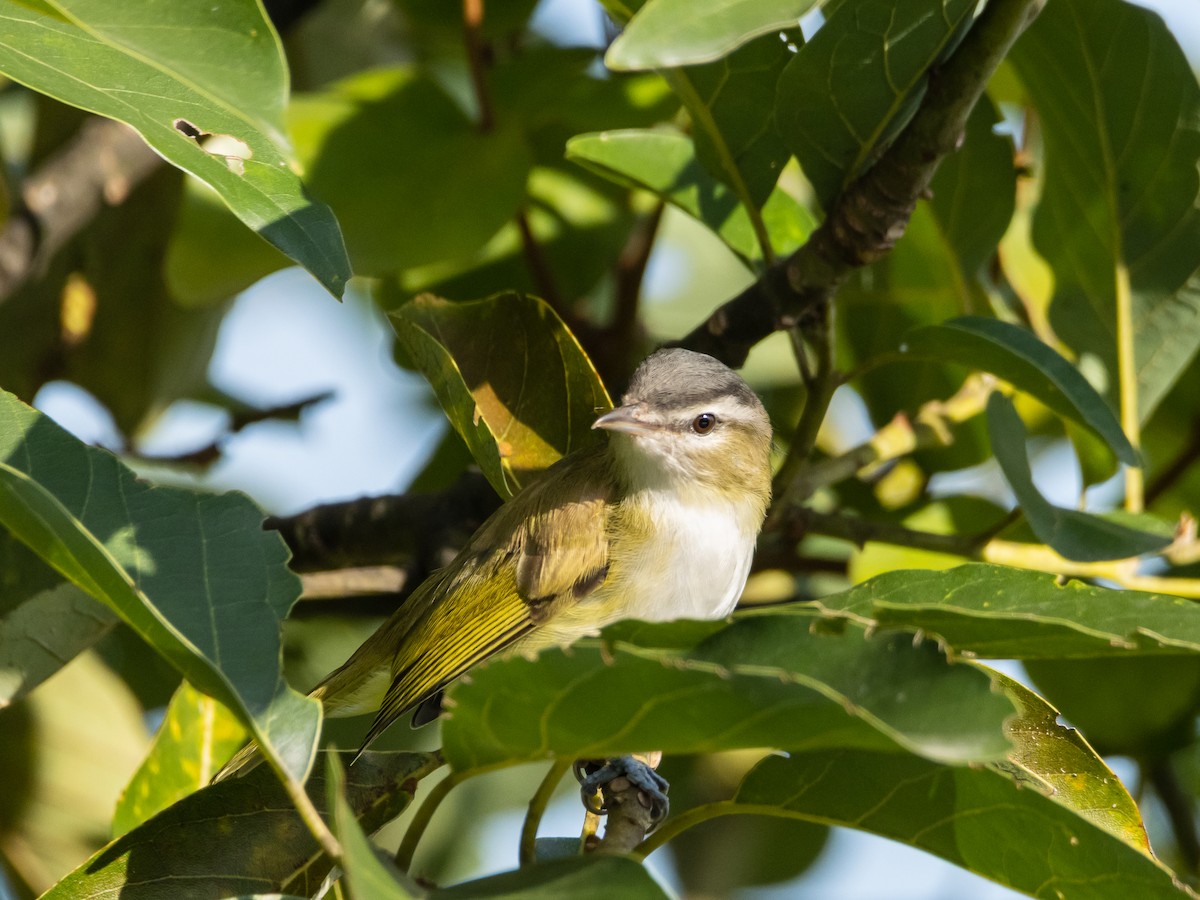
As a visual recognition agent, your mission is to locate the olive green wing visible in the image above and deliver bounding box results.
[357,449,614,750]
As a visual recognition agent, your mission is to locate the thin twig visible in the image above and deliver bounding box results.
[395,770,466,871]
[515,208,566,314]
[1146,758,1200,877]
[520,759,572,866]
[611,202,664,343]
[462,0,494,133]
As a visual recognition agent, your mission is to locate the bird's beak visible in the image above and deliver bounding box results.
[593,404,658,435]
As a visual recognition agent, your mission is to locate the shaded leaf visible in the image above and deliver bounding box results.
[326,756,418,900]
[567,129,814,266]
[901,317,1138,465]
[112,682,249,838]
[43,751,438,900]
[434,856,670,899]
[726,702,1187,898]
[776,0,979,209]
[390,293,611,498]
[810,563,1200,659]
[441,613,1014,772]
[1025,656,1200,759]
[0,534,117,707]
[608,0,819,69]
[684,28,799,208]
[1011,0,1200,421]
[987,393,1169,561]
[294,68,531,276]
[0,392,319,783]
[0,0,349,296]
[0,653,148,895]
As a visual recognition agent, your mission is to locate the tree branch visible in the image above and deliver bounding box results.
[678,0,1046,366]
[268,470,501,573]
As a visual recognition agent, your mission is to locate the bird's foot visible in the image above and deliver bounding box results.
[574,756,670,826]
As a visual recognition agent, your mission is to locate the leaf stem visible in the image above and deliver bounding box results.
[462,0,494,133]
[264,750,344,863]
[520,758,572,866]
[1115,261,1143,512]
[395,768,467,871]
[631,800,743,859]
[664,70,776,266]
[768,303,837,524]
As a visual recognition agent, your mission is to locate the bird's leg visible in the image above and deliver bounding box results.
[574,751,669,829]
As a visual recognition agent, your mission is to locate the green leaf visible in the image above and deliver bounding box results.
[608,0,819,69]
[727,685,1186,898]
[0,0,349,297]
[1011,0,1200,421]
[0,391,320,783]
[901,317,1138,465]
[683,28,799,208]
[326,755,419,900]
[776,0,978,209]
[987,393,1170,561]
[112,682,248,838]
[43,751,439,900]
[0,533,117,707]
[390,293,612,498]
[811,563,1200,659]
[292,67,532,276]
[441,613,1015,772]
[567,129,814,266]
[433,857,670,899]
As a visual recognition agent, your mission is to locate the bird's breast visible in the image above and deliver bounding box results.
[604,492,758,622]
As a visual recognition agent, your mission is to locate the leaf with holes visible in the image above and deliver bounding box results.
[0,0,349,296]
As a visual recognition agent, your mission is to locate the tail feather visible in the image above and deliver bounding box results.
[212,739,262,782]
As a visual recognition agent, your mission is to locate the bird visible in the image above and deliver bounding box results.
[216,348,773,815]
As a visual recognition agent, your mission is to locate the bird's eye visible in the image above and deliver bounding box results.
[692,412,718,434]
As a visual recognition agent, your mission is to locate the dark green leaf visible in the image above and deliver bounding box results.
[902,317,1138,465]
[0,392,319,782]
[326,755,419,900]
[294,68,531,276]
[441,613,1014,772]
[776,0,979,209]
[567,129,814,266]
[390,293,611,498]
[1011,0,1200,421]
[1026,656,1200,758]
[684,29,799,207]
[810,563,1200,659]
[0,534,116,707]
[729,724,1180,897]
[608,0,818,69]
[112,682,248,838]
[433,857,670,899]
[0,0,349,296]
[987,393,1169,561]
[44,751,438,900]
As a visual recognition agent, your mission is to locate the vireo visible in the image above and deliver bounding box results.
[218,348,772,785]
